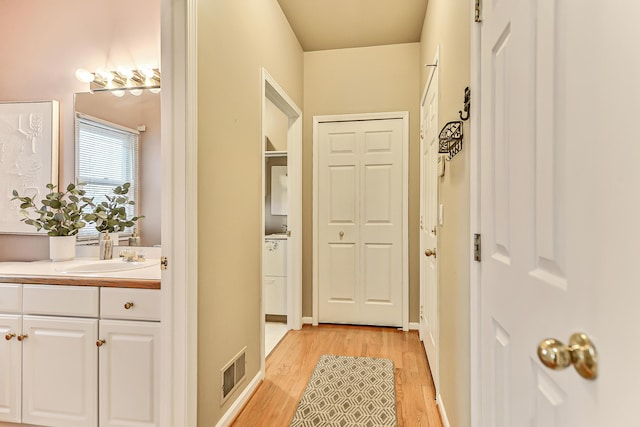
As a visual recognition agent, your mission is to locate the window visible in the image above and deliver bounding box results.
[75,114,140,240]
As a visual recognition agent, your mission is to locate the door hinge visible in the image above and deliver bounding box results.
[161,256,168,270]
[474,234,481,262]
[475,0,482,22]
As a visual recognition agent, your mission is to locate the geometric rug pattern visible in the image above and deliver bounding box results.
[289,354,397,427]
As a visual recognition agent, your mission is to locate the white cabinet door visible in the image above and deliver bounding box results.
[99,320,161,427]
[21,315,98,427]
[0,314,21,423]
[264,276,287,315]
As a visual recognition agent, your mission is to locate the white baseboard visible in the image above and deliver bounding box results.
[436,393,451,427]
[215,371,264,427]
[408,322,420,331]
[302,317,313,325]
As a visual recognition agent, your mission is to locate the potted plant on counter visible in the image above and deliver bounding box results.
[11,183,94,261]
[84,182,144,245]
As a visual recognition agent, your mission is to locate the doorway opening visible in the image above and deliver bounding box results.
[260,69,302,366]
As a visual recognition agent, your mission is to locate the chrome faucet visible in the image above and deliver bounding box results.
[120,249,146,262]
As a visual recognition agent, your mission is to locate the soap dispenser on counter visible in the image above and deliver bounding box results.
[100,232,114,260]
[129,228,141,246]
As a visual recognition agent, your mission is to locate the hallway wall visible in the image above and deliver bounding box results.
[420,0,471,425]
[302,43,422,322]
[196,0,303,424]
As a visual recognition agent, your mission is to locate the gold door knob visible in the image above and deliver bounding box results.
[5,333,16,341]
[424,248,436,258]
[537,332,598,380]
[96,339,106,347]
[124,302,134,309]
[339,231,344,238]
[17,334,28,341]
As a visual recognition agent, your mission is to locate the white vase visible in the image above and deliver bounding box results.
[99,232,120,246]
[49,235,77,262]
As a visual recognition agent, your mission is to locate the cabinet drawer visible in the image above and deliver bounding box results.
[100,288,161,321]
[0,283,21,313]
[23,285,99,317]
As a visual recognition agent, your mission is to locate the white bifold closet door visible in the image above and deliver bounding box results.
[318,118,404,327]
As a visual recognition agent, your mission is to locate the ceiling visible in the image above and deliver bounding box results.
[277,0,429,52]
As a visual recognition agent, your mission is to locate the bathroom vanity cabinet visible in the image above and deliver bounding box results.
[0,282,161,427]
[264,237,287,316]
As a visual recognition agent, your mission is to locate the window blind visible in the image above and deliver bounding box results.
[75,114,140,240]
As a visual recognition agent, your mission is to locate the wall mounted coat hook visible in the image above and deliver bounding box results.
[459,86,471,121]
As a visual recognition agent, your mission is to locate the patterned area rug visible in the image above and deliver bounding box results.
[290,354,397,427]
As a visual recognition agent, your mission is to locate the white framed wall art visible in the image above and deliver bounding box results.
[0,100,59,234]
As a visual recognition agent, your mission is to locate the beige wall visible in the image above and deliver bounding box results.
[0,0,160,260]
[303,43,422,321]
[420,0,471,425]
[196,0,303,424]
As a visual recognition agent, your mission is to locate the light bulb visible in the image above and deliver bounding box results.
[149,88,161,94]
[112,90,125,97]
[117,66,134,79]
[75,69,95,83]
[96,68,114,82]
[130,89,143,96]
[139,67,155,79]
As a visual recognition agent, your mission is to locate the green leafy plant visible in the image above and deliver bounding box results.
[84,182,144,233]
[11,183,94,236]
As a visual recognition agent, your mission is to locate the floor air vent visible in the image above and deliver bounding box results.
[221,347,247,404]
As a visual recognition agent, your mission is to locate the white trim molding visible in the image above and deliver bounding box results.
[163,0,198,425]
[312,111,410,331]
[214,372,264,427]
[469,0,482,425]
[437,393,451,427]
[260,68,303,376]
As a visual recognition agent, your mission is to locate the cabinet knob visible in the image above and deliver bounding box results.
[17,334,28,341]
[96,339,106,347]
[124,302,134,310]
[5,333,16,341]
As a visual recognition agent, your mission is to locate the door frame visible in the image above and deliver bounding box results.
[312,111,410,331]
[419,47,440,394]
[260,68,303,373]
[469,0,482,425]
[163,0,198,425]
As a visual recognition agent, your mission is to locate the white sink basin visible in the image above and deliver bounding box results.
[56,260,159,274]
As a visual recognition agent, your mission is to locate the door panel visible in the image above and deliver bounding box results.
[364,165,392,223]
[479,0,607,424]
[22,316,98,427]
[318,118,404,326]
[363,244,392,302]
[328,243,357,302]
[328,166,357,224]
[99,320,161,427]
[0,315,21,423]
[419,62,439,392]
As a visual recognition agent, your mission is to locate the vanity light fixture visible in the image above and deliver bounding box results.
[75,67,161,96]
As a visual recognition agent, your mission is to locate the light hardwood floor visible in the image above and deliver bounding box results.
[231,324,443,426]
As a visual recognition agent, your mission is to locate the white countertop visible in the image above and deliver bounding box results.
[0,257,161,280]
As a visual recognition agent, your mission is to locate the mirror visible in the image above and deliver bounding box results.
[74,91,161,247]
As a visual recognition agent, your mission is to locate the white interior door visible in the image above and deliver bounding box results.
[318,117,405,327]
[419,64,439,392]
[479,1,639,425]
